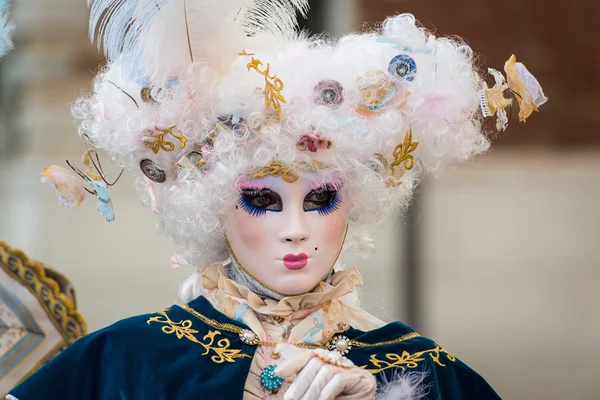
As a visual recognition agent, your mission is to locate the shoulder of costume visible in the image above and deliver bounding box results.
[345,322,502,400]
[67,295,245,339]
[8,296,255,399]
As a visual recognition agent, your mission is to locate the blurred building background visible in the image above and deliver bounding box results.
[0,0,598,398]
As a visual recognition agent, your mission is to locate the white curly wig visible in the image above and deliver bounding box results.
[68,0,492,269]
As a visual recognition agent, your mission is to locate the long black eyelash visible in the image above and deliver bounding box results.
[241,188,271,196]
[238,188,274,218]
[304,184,343,216]
[312,183,341,194]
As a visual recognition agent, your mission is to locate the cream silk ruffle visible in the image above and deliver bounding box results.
[200,263,386,400]
[201,263,364,317]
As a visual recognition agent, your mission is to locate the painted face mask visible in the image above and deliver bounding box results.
[224,175,348,296]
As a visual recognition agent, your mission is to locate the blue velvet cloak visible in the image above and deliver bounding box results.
[9,296,501,399]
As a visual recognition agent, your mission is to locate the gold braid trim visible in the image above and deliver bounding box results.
[180,304,245,334]
[181,304,319,349]
[180,303,422,350]
[350,331,421,348]
[0,241,87,344]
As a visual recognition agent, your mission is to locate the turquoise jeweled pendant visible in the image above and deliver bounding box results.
[260,364,284,394]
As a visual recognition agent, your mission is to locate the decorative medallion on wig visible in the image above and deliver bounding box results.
[260,364,285,394]
[140,159,167,183]
[357,74,410,115]
[140,87,163,104]
[296,132,333,152]
[388,54,417,81]
[314,80,344,109]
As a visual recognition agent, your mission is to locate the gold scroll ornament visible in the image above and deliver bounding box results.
[142,126,188,154]
[241,51,286,119]
[251,160,325,183]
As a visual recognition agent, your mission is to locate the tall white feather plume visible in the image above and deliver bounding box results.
[88,0,309,83]
[245,0,309,39]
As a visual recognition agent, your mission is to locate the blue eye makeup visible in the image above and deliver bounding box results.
[303,184,342,216]
[239,188,282,217]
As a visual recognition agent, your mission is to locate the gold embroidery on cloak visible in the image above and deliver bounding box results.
[361,343,456,374]
[147,310,250,364]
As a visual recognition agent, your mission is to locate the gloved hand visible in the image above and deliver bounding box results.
[274,344,376,400]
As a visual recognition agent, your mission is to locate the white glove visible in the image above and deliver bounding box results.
[274,344,376,400]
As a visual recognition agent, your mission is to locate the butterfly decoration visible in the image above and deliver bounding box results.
[41,136,123,222]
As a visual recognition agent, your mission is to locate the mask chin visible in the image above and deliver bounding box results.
[223,224,348,298]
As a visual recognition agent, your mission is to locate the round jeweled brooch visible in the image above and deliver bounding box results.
[328,335,352,355]
[260,364,284,394]
[239,329,259,345]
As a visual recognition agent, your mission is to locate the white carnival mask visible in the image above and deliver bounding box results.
[225,175,348,296]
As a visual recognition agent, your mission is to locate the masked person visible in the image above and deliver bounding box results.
[8,1,546,399]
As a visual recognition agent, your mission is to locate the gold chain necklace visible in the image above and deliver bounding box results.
[180,304,421,358]
[181,304,320,358]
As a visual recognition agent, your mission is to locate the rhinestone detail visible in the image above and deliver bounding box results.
[328,335,352,355]
[314,348,355,369]
[239,329,259,345]
[260,364,284,393]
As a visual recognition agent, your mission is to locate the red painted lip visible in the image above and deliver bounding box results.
[283,253,309,270]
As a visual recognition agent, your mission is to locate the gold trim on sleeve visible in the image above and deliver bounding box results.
[361,343,456,374]
[147,310,251,364]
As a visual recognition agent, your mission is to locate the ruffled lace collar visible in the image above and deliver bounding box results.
[201,263,363,317]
